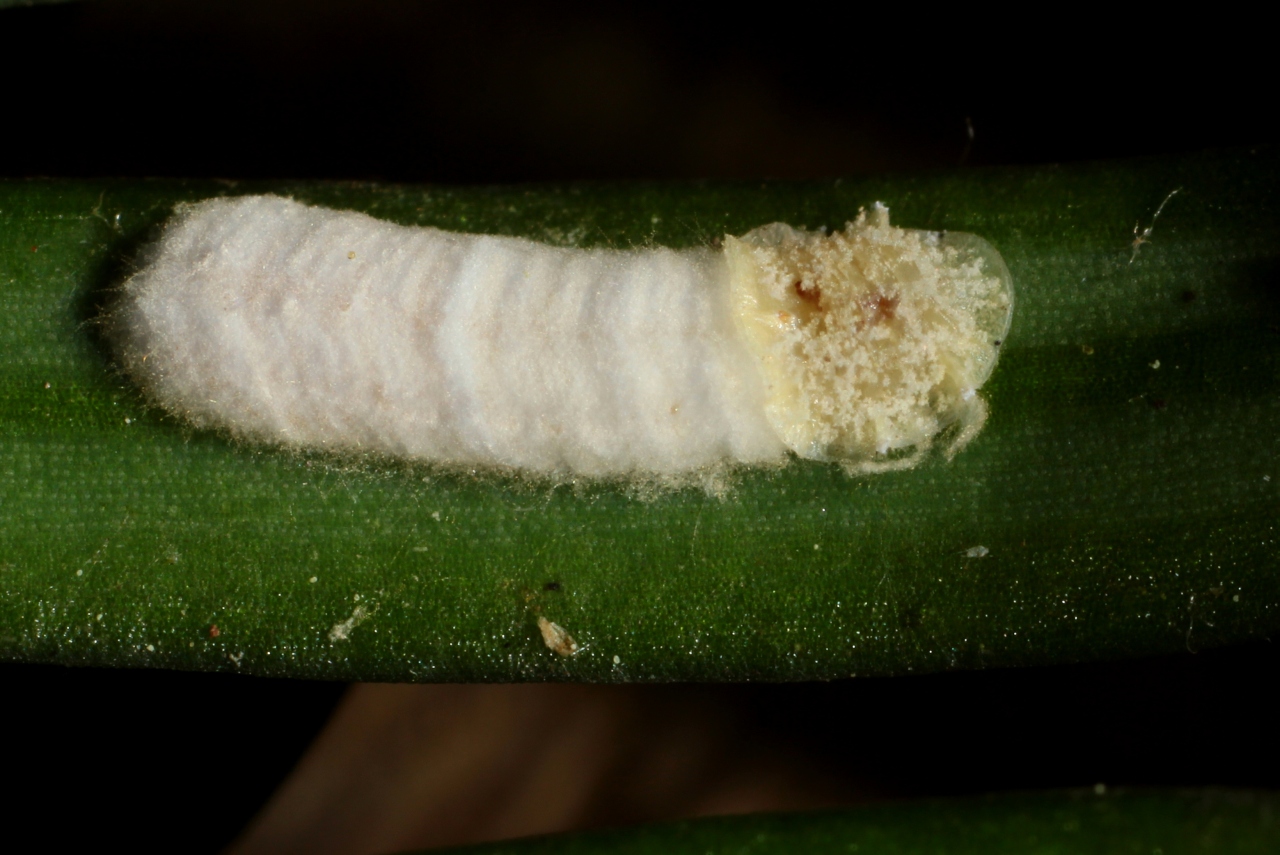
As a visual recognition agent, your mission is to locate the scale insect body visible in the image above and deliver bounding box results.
[113,196,1013,479]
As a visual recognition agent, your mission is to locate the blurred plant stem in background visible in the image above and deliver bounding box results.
[227,684,859,855]
[228,642,1280,854]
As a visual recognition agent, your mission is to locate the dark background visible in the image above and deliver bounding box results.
[3,1,1276,182]
[2,2,1277,853]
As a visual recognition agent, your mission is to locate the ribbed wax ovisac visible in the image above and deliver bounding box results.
[116,196,786,475]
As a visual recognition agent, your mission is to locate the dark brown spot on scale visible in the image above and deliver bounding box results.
[868,294,899,324]
[793,280,822,308]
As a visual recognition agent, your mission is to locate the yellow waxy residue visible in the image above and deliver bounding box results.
[725,204,1013,471]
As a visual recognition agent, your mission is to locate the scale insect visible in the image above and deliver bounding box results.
[111,195,1013,479]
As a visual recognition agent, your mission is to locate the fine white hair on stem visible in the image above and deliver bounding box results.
[112,195,1013,480]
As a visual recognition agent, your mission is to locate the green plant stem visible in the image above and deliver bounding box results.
[1,149,1277,682]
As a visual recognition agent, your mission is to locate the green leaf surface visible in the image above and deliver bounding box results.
[2,149,1277,681]
[426,789,1279,855]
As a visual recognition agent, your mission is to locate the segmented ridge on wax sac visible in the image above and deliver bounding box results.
[113,195,784,476]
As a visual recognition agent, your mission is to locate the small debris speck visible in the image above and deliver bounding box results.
[431,511,441,521]
[146,644,155,652]
[1081,344,1094,355]
[1130,188,1180,263]
[347,250,356,259]
[543,581,562,592]
[329,605,369,642]
[538,616,579,657]
[1149,359,1161,369]
[208,624,220,638]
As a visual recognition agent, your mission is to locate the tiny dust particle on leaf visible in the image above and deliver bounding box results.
[329,605,369,642]
[964,545,990,558]
[537,616,579,656]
